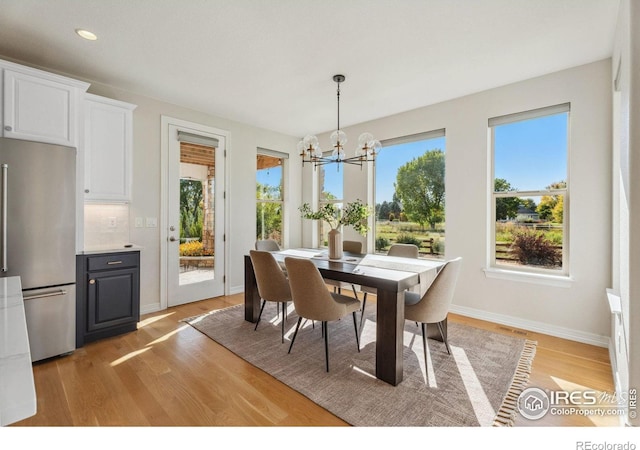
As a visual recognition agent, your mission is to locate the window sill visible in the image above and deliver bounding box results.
[483,267,573,288]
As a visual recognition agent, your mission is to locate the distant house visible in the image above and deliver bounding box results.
[516,206,540,222]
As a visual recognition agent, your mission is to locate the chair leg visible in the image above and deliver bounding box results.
[254,299,266,331]
[288,317,303,354]
[437,320,451,355]
[352,311,360,352]
[281,301,287,344]
[359,293,367,333]
[323,321,329,372]
[420,322,428,370]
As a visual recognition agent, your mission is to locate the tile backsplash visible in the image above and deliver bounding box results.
[84,203,130,248]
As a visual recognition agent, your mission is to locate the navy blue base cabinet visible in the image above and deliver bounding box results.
[76,251,140,347]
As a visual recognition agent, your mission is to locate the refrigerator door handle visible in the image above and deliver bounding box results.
[23,289,68,301]
[1,163,7,272]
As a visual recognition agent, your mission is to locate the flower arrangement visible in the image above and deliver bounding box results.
[299,199,371,235]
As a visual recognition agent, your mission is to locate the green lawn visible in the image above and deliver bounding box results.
[375,220,445,257]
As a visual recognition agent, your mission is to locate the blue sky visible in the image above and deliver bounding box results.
[257,111,567,204]
[493,113,567,192]
[256,165,282,195]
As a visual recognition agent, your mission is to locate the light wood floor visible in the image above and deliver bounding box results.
[13,293,619,427]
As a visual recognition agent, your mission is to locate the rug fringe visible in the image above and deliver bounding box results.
[492,339,537,427]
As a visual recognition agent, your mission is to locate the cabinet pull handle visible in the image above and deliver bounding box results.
[107,261,123,265]
[89,279,95,284]
[4,126,11,132]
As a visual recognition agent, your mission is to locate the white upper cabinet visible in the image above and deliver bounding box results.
[83,94,137,202]
[1,61,89,147]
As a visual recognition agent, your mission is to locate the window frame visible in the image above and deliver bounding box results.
[374,129,446,258]
[487,103,571,279]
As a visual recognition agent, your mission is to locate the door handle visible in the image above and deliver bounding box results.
[169,236,176,242]
[23,289,68,301]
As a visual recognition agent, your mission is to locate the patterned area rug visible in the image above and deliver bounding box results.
[185,304,536,426]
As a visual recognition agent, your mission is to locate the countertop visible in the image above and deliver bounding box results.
[79,243,143,255]
[0,276,37,426]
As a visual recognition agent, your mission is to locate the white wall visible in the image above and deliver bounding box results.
[627,0,640,428]
[305,60,613,345]
[80,83,302,313]
[612,0,639,427]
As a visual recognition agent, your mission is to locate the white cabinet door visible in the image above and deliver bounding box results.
[84,94,136,202]
[3,68,88,147]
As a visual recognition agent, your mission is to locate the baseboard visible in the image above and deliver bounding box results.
[449,304,609,347]
[140,302,163,315]
[229,285,244,295]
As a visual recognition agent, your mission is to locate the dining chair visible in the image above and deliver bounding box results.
[359,243,420,331]
[284,256,361,372]
[404,257,462,368]
[255,239,281,251]
[249,250,291,343]
[326,240,362,295]
[388,243,420,258]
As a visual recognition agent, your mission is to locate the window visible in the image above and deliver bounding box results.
[256,148,287,246]
[489,103,569,275]
[317,158,343,247]
[374,130,446,258]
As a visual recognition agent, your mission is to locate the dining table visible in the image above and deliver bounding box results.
[244,248,445,386]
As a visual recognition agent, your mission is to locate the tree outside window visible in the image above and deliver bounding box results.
[257,153,285,246]
[374,131,446,258]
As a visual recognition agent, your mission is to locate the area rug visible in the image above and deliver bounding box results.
[184,304,536,427]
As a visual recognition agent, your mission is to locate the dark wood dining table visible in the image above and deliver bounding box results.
[244,248,445,386]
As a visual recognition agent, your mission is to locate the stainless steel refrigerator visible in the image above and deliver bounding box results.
[0,137,76,362]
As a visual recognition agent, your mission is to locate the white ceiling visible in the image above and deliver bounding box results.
[0,0,620,137]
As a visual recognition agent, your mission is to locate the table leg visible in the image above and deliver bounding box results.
[244,255,261,322]
[375,288,405,386]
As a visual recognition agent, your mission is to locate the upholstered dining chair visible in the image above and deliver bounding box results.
[404,257,462,367]
[284,256,362,372]
[255,239,281,251]
[326,240,362,295]
[359,243,420,330]
[249,250,291,343]
[342,240,362,254]
[388,243,420,258]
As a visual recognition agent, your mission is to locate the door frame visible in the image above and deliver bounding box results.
[160,115,230,310]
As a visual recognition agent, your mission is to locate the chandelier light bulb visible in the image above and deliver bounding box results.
[296,140,306,156]
[330,129,347,148]
[370,140,382,155]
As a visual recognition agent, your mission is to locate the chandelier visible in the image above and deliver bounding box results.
[298,74,381,169]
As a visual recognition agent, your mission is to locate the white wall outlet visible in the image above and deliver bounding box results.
[108,216,117,228]
[145,217,158,228]
[135,217,144,228]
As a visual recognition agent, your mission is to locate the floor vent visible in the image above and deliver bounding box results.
[498,325,528,336]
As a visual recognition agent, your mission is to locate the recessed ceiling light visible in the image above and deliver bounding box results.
[75,29,97,41]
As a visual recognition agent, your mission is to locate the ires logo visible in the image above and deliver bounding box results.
[517,387,632,421]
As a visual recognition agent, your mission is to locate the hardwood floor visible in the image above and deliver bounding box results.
[12,293,619,427]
